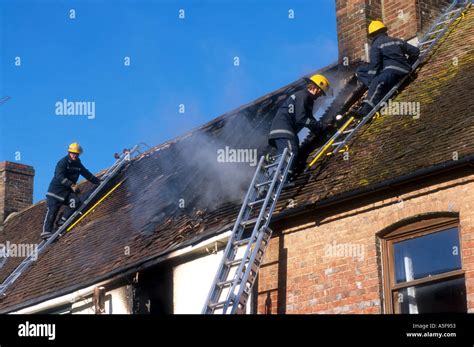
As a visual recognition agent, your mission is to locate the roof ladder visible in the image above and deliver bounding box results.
[202,148,294,314]
[0,144,144,298]
[308,0,470,167]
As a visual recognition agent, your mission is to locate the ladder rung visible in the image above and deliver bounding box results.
[255,180,273,188]
[209,301,229,310]
[426,28,444,36]
[217,279,239,288]
[435,19,451,26]
[419,39,435,46]
[442,8,462,18]
[332,141,343,147]
[234,237,252,247]
[248,197,271,207]
[226,258,246,267]
[263,162,279,169]
[343,129,354,134]
[240,218,258,227]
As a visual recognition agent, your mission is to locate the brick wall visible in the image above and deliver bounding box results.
[336,0,383,64]
[256,170,474,314]
[335,0,451,63]
[383,0,452,39]
[382,0,419,39]
[0,162,35,224]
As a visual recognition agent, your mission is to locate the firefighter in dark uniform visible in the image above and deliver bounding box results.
[268,74,332,177]
[41,143,100,239]
[353,20,420,118]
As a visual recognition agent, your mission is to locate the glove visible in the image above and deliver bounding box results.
[264,153,274,163]
[334,114,346,128]
[71,184,81,194]
[323,115,344,132]
[323,122,337,133]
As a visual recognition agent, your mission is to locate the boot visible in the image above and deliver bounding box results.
[40,231,53,240]
[56,216,67,228]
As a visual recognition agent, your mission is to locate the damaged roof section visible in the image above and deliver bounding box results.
[0,10,473,312]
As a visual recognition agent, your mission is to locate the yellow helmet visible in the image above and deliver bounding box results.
[308,74,330,95]
[68,142,83,154]
[368,20,387,36]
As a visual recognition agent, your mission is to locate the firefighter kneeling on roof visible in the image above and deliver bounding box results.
[267,74,336,181]
[41,143,101,239]
[352,20,420,119]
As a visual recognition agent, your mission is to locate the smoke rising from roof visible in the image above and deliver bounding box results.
[124,67,356,236]
[125,111,271,235]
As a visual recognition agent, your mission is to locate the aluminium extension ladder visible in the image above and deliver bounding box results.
[202,148,294,314]
[308,0,471,167]
[0,144,143,298]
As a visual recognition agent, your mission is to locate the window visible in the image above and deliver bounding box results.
[381,216,467,313]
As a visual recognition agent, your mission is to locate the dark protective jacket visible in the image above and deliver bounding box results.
[268,89,324,146]
[46,156,100,201]
[364,32,420,83]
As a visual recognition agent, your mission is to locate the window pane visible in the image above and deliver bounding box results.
[393,227,461,283]
[393,277,467,313]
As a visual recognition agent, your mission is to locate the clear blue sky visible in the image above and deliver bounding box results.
[0,0,338,202]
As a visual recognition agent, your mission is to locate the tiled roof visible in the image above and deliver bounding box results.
[0,8,473,312]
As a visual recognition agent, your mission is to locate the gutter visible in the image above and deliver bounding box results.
[272,154,474,222]
[3,155,474,313]
[11,281,109,314]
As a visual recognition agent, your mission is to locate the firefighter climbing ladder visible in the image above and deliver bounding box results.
[202,149,293,314]
[0,145,143,298]
[308,0,471,167]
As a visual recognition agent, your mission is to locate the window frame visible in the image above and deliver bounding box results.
[381,217,464,313]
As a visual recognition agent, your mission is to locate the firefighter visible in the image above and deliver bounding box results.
[353,20,420,118]
[41,143,101,239]
[268,74,333,178]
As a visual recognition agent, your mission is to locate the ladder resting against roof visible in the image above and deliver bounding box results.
[308,0,471,167]
[202,0,470,315]
[202,149,293,314]
[0,144,144,298]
